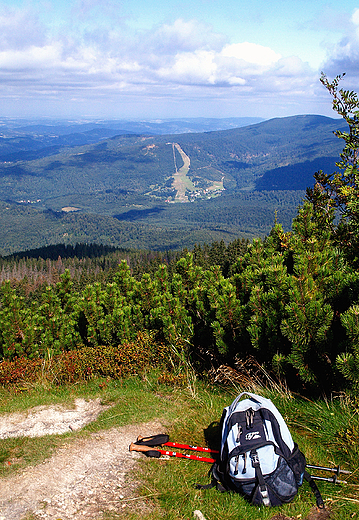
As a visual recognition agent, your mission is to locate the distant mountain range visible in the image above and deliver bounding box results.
[0,117,263,162]
[0,114,346,255]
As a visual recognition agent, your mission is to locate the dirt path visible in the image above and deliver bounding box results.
[0,401,163,520]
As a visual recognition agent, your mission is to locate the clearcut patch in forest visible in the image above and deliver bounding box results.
[170,142,225,203]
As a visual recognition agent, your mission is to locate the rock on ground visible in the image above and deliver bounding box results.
[0,398,110,439]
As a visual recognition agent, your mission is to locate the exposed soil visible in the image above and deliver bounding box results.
[270,508,331,520]
[0,400,163,520]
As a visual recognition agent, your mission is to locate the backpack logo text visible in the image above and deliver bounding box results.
[245,431,261,441]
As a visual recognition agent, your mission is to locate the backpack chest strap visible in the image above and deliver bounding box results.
[250,449,271,506]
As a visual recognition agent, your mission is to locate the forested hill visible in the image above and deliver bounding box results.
[0,114,346,254]
[0,116,263,162]
[163,114,344,190]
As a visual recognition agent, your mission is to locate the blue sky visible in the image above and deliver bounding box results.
[0,0,359,119]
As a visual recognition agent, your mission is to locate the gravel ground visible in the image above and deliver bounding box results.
[0,400,163,519]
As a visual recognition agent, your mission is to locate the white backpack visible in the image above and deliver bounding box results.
[205,392,323,508]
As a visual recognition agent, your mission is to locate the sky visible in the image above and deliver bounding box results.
[1,0,359,120]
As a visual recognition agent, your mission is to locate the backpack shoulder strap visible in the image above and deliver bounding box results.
[304,471,325,509]
[195,464,227,492]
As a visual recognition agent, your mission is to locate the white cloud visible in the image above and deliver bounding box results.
[352,7,359,26]
[155,40,309,89]
[221,42,281,67]
[0,44,61,69]
[0,7,323,118]
[158,50,218,84]
[152,18,226,52]
[321,7,359,80]
[0,7,47,50]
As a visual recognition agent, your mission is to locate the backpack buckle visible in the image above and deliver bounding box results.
[259,485,271,506]
[250,450,260,467]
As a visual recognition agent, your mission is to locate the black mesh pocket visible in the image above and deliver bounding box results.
[265,456,298,504]
[287,443,306,486]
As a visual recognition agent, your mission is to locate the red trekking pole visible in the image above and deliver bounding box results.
[136,434,219,456]
[129,442,216,463]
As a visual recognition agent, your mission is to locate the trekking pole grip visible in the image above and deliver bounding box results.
[129,443,161,458]
[129,443,152,453]
[136,434,170,446]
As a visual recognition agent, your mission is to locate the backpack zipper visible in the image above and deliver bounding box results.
[233,453,248,476]
[242,453,247,474]
[246,408,255,429]
[234,455,240,475]
[233,426,243,476]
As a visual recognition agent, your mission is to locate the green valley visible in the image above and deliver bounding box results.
[0,114,346,254]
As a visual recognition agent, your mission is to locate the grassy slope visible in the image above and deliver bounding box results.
[0,375,358,519]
